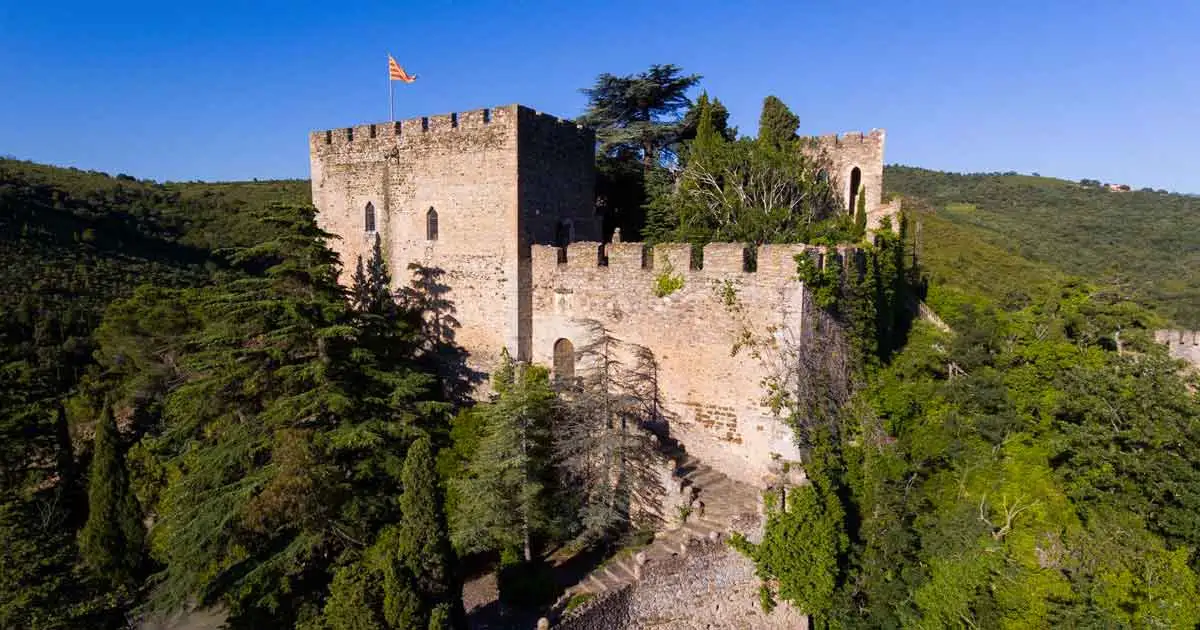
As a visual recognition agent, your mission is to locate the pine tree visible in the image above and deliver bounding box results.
[78,402,144,585]
[758,95,800,149]
[323,562,388,630]
[578,64,702,168]
[395,436,462,628]
[554,324,660,539]
[451,354,557,561]
[143,205,442,623]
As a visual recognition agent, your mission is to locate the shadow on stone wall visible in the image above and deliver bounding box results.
[555,320,680,536]
[398,263,484,405]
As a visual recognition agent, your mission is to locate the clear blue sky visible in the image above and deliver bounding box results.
[2,1,1197,191]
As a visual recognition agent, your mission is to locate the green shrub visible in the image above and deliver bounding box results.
[653,262,685,297]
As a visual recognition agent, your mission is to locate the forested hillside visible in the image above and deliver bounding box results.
[886,166,1200,326]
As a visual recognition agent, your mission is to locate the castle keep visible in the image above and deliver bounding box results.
[309,104,891,487]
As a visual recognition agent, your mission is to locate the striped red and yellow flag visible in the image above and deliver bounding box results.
[388,55,417,83]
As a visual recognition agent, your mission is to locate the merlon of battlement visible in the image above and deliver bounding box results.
[309,104,590,148]
[1156,330,1200,346]
[533,242,857,280]
[810,129,886,146]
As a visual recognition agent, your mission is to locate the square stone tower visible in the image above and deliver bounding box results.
[805,130,891,227]
[309,105,598,369]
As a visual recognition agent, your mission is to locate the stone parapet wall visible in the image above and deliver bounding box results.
[529,242,852,487]
[1156,329,1200,368]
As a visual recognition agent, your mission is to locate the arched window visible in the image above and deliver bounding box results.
[364,202,376,232]
[553,338,575,382]
[848,167,862,214]
[426,207,438,241]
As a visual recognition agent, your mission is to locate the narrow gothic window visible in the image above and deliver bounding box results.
[553,338,575,382]
[848,167,862,214]
[426,207,438,241]
[364,202,376,232]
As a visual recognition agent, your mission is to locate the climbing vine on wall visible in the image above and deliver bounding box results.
[732,214,920,624]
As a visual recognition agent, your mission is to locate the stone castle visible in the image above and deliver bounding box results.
[309,104,895,487]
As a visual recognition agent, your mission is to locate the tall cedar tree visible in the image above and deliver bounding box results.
[78,402,145,586]
[578,64,701,168]
[757,95,800,149]
[394,436,462,629]
[553,324,660,539]
[143,205,440,625]
[450,351,558,561]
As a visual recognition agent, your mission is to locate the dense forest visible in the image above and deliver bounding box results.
[886,166,1200,327]
[2,64,1198,630]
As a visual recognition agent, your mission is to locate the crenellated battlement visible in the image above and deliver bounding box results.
[308,104,592,155]
[531,241,855,284]
[809,129,886,147]
[1156,330,1200,345]
[1155,329,1200,369]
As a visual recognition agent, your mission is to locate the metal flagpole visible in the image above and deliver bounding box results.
[388,52,394,122]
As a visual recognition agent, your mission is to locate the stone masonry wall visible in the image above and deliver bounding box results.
[805,130,888,228]
[515,108,598,360]
[530,241,844,488]
[310,105,594,369]
[1156,329,1200,368]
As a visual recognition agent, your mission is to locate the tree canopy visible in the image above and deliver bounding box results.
[578,63,701,167]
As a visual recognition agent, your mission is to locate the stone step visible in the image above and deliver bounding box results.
[603,564,631,586]
[695,476,733,494]
[613,555,638,578]
[597,567,626,590]
[686,467,728,487]
[703,498,758,514]
[680,519,723,540]
[588,574,608,593]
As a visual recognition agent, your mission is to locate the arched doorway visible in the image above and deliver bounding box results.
[553,338,575,382]
[847,167,862,214]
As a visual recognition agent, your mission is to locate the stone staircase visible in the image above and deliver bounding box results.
[567,452,760,597]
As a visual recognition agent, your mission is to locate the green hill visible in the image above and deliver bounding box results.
[0,158,308,312]
[885,165,1200,326]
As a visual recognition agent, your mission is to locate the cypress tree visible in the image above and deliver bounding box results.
[758,95,800,149]
[690,92,724,168]
[854,184,868,236]
[365,233,395,316]
[450,356,557,561]
[78,402,144,585]
[351,254,371,312]
[395,436,462,628]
